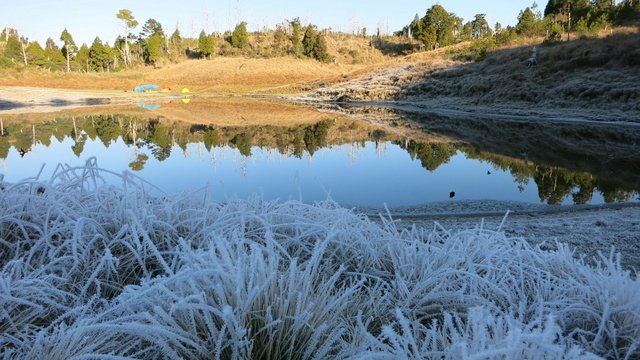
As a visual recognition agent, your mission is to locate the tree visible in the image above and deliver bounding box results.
[41,38,65,70]
[75,43,90,72]
[140,18,165,40]
[421,4,458,49]
[88,37,114,71]
[198,30,214,59]
[289,18,304,57]
[301,25,332,62]
[272,24,288,56]
[144,33,163,66]
[60,28,76,72]
[471,14,492,38]
[302,25,318,57]
[409,14,424,39]
[516,7,542,35]
[25,41,45,66]
[4,35,24,62]
[169,28,182,57]
[116,9,138,66]
[231,22,249,49]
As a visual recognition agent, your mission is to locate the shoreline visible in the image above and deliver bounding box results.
[3,85,639,127]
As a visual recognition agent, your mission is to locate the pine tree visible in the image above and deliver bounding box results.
[471,14,492,39]
[75,43,90,72]
[169,28,182,57]
[88,37,114,71]
[198,30,214,59]
[516,7,541,36]
[60,28,76,72]
[289,18,304,57]
[4,35,23,62]
[145,33,163,66]
[231,22,249,49]
[302,25,318,57]
[116,9,138,66]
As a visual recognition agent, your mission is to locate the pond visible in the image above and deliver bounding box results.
[1,99,638,207]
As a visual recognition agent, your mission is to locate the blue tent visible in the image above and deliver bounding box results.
[133,84,160,93]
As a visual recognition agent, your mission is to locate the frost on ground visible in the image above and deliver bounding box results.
[1,160,639,359]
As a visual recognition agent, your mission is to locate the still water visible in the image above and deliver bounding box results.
[1,100,638,206]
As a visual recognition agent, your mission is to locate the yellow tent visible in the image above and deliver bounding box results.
[181,88,190,93]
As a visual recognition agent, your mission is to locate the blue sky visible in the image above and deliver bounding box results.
[3,1,539,46]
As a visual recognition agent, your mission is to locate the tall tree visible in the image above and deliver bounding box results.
[302,25,318,57]
[140,18,165,40]
[4,35,24,62]
[516,7,542,35]
[88,37,114,71]
[231,22,249,49]
[198,30,214,59]
[60,28,76,72]
[289,18,304,57]
[471,14,492,38]
[144,33,163,66]
[169,28,182,56]
[421,4,458,49]
[409,14,424,39]
[75,43,90,72]
[116,9,138,66]
[25,41,45,66]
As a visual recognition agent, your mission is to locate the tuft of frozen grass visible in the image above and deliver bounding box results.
[0,159,638,359]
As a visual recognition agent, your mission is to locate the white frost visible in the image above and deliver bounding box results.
[0,159,638,359]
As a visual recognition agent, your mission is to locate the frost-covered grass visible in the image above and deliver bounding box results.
[1,159,639,359]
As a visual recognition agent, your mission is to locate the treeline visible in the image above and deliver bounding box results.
[0,10,335,72]
[399,0,639,56]
[0,9,334,72]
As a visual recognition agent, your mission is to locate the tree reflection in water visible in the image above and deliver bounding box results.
[0,113,637,205]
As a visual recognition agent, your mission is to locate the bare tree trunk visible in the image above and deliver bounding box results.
[20,39,28,66]
[1,118,4,136]
[124,35,131,66]
[65,45,71,72]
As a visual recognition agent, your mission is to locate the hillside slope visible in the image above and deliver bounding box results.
[312,29,640,119]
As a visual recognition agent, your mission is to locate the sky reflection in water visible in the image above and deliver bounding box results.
[0,101,638,206]
[0,135,617,207]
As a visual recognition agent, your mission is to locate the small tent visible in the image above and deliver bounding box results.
[133,84,161,93]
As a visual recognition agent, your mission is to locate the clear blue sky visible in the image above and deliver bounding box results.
[3,0,540,46]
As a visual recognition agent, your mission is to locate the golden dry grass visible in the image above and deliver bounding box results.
[0,57,365,94]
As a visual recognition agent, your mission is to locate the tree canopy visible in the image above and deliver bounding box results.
[231,22,249,49]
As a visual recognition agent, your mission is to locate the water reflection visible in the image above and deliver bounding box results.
[0,103,638,206]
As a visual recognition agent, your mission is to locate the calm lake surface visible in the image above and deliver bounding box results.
[1,99,638,207]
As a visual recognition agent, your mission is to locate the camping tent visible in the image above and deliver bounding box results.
[133,84,160,93]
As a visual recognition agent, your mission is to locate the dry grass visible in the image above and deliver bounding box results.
[0,57,364,94]
[312,27,640,113]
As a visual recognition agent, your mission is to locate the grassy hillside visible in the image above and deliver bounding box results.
[0,33,418,94]
[314,28,640,112]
